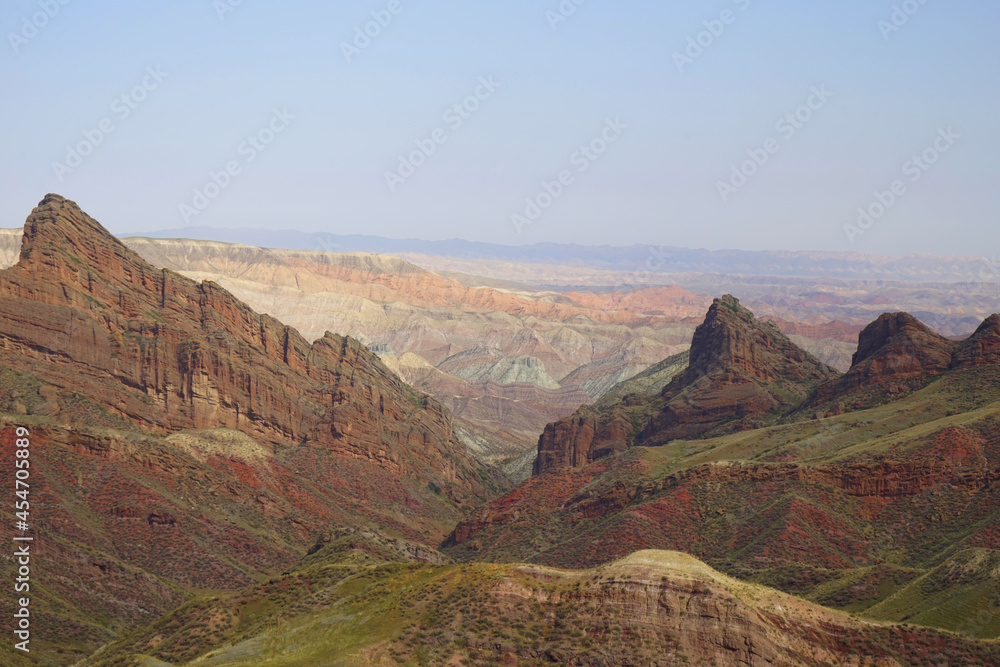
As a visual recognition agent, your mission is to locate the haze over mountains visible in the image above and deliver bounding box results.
[123,229,1000,368]
[4,221,996,485]
[3,196,1000,665]
[122,226,1000,340]
[135,225,1000,283]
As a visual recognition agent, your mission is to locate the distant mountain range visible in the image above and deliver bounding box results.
[129,225,1000,283]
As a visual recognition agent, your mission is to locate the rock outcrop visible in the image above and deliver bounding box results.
[534,410,638,474]
[107,235,704,467]
[54,232,924,469]
[803,312,959,412]
[952,314,1000,369]
[641,295,837,445]
[0,195,513,660]
[532,351,691,474]
[0,195,485,498]
[534,296,838,474]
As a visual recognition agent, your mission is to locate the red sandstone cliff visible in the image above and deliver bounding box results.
[952,314,1000,369]
[534,296,838,474]
[0,195,486,497]
[802,312,959,413]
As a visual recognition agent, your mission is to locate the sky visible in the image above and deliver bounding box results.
[1,0,998,257]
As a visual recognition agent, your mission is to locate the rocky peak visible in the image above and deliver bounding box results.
[665,295,834,396]
[682,295,754,377]
[19,193,133,272]
[638,296,836,444]
[850,311,956,377]
[852,312,952,367]
[8,194,175,319]
[951,314,1000,369]
[532,296,839,474]
[0,194,490,505]
[802,312,958,414]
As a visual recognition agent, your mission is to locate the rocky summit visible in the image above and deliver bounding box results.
[0,195,500,661]
[802,311,958,414]
[953,313,1000,368]
[641,295,838,444]
[803,310,1000,416]
[535,295,838,474]
[1,195,490,499]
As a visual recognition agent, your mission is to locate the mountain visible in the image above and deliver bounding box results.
[804,311,1000,416]
[953,314,1000,368]
[802,312,957,414]
[5,230,978,474]
[396,252,1000,339]
[107,236,705,467]
[17,225,991,342]
[131,224,1000,282]
[446,346,1000,638]
[642,295,838,444]
[0,195,500,662]
[437,347,561,390]
[0,195,488,496]
[5,200,1000,662]
[82,539,1000,666]
[534,295,838,474]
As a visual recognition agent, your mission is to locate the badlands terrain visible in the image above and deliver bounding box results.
[6,224,995,482]
[1,195,999,665]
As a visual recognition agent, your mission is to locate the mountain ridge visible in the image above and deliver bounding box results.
[534,295,839,474]
[120,225,1000,282]
[0,194,501,661]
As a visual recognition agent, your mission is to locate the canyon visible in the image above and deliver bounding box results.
[2,195,1000,665]
[0,195,497,661]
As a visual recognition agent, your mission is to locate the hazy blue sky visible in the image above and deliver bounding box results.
[2,0,998,256]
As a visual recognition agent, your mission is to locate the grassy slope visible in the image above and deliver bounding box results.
[444,366,1000,639]
[0,362,500,664]
[864,549,1000,638]
[83,540,1000,667]
[641,365,1000,475]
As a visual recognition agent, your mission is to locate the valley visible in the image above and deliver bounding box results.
[1,195,999,665]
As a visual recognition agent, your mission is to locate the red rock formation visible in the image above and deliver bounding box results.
[0,195,485,499]
[642,296,837,444]
[533,296,837,474]
[0,195,513,658]
[852,312,956,370]
[952,314,1000,369]
[804,312,958,411]
[533,411,635,474]
[670,295,838,387]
